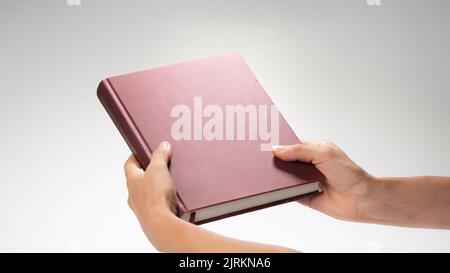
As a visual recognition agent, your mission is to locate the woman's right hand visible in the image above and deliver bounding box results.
[273,140,450,229]
[272,140,375,222]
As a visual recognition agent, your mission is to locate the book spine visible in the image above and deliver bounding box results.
[97,79,152,168]
[97,79,188,218]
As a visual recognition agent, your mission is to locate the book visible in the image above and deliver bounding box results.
[97,53,325,224]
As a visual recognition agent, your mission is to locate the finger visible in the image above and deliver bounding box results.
[272,143,323,164]
[146,142,175,194]
[146,141,173,172]
[124,154,145,179]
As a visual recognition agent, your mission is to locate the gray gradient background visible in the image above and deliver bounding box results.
[0,0,449,252]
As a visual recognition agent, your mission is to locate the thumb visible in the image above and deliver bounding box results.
[272,143,323,164]
[146,141,173,171]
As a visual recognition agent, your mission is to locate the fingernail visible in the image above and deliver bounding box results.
[272,145,286,152]
[160,141,171,150]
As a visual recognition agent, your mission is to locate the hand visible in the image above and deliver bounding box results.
[272,140,374,222]
[124,141,177,228]
[124,141,299,252]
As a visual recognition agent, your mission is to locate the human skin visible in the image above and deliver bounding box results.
[124,140,450,252]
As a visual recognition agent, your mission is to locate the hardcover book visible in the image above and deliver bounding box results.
[97,53,325,224]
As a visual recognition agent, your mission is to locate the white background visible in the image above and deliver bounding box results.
[0,0,449,252]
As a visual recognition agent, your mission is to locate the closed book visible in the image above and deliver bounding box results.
[97,53,325,224]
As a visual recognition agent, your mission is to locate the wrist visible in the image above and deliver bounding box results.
[356,176,390,224]
[138,204,176,226]
[138,205,181,250]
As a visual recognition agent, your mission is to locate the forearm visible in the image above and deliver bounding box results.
[138,208,298,253]
[359,176,450,229]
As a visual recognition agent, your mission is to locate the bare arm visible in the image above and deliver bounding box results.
[139,209,297,253]
[125,141,298,253]
[360,176,450,229]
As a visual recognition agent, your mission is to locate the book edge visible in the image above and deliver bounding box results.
[195,187,320,225]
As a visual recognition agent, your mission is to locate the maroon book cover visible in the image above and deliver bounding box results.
[97,53,325,224]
